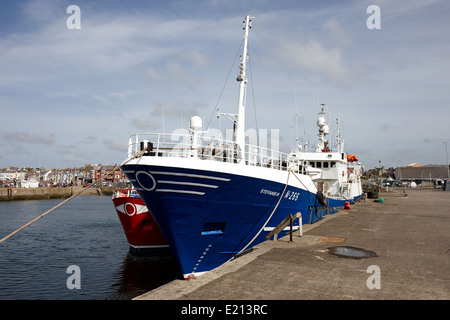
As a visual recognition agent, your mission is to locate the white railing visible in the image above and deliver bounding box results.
[112,188,139,199]
[127,133,303,172]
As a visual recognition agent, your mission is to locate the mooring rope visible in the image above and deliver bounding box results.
[289,168,313,194]
[231,169,292,259]
[0,181,98,244]
[0,147,149,244]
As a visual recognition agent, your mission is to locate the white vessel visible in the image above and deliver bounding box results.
[289,106,364,219]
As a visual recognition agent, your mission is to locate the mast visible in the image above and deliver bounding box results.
[336,118,341,153]
[316,104,329,152]
[235,15,253,158]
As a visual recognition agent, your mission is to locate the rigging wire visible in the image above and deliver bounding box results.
[206,39,244,132]
[231,169,292,258]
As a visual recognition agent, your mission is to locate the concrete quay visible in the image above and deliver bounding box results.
[135,188,450,300]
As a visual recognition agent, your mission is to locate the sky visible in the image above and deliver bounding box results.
[1,0,449,170]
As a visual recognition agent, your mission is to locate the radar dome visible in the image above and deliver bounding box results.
[319,124,330,135]
[317,117,326,127]
[190,116,202,132]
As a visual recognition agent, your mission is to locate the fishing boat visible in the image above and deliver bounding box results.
[112,188,169,253]
[120,15,320,279]
[289,106,364,220]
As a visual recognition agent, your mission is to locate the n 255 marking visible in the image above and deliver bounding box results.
[284,190,299,201]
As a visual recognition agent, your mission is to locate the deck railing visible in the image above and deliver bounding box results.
[127,133,303,172]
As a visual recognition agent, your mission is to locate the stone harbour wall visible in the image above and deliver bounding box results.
[0,186,102,201]
[0,187,73,201]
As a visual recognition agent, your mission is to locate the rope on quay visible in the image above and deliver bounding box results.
[0,148,149,244]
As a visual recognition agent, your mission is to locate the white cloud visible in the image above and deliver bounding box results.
[56,144,87,163]
[3,132,56,145]
[145,67,163,84]
[275,39,366,88]
[0,16,179,87]
[1,1,449,170]
[131,117,160,130]
[150,100,202,118]
[322,19,351,47]
[20,0,62,23]
[181,50,210,66]
[108,90,140,101]
[103,139,128,152]
[166,60,200,88]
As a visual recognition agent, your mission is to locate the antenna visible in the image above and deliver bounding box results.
[293,86,299,149]
[161,104,165,133]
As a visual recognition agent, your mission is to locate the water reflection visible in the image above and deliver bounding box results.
[108,251,184,300]
[0,197,184,300]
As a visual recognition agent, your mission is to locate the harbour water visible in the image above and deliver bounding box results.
[0,195,183,300]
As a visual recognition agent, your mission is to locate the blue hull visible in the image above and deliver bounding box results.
[122,164,362,277]
[122,164,321,278]
[308,194,364,223]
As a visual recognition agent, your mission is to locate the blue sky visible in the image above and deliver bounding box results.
[1,0,449,170]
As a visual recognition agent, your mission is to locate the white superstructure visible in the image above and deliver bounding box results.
[290,106,363,202]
